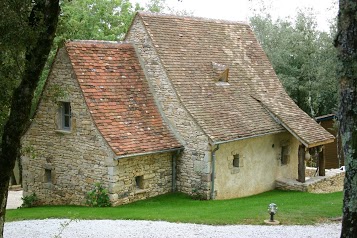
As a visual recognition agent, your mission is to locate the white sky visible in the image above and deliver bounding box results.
[131,0,338,31]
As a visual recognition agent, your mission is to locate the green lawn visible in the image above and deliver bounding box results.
[6,190,343,225]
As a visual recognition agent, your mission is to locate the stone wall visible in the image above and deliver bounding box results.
[215,132,300,199]
[21,48,115,205]
[276,168,345,193]
[21,48,173,206]
[109,153,173,205]
[126,17,212,197]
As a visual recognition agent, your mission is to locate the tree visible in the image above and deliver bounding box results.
[250,11,338,117]
[0,0,60,236]
[57,0,140,41]
[334,0,357,237]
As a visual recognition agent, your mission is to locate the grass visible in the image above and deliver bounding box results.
[5,190,343,225]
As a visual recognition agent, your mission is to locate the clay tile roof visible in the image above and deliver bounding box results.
[136,12,334,147]
[65,40,182,156]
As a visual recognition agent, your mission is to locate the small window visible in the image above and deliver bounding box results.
[218,68,229,82]
[281,146,289,165]
[60,102,71,130]
[233,154,240,167]
[45,169,52,183]
[135,176,144,189]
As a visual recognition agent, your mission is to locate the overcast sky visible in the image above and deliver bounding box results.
[131,0,338,31]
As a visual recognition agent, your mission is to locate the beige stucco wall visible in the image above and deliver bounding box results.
[126,17,212,197]
[214,132,300,199]
[21,48,173,206]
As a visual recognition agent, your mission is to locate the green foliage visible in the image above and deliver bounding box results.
[21,144,37,160]
[0,0,33,138]
[250,11,338,117]
[146,0,166,13]
[7,191,342,225]
[20,193,38,208]
[57,0,140,41]
[86,183,111,207]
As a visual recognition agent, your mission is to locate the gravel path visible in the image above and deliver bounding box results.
[4,191,341,238]
[6,190,22,209]
[4,219,341,238]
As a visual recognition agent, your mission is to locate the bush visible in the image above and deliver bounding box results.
[20,193,38,208]
[85,183,111,207]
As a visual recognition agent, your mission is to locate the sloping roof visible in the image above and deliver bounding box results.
[134,12,334,147]
[65,41,182,156]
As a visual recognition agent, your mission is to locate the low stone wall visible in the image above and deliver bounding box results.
[109,152,173,206]
[276,167,345,193]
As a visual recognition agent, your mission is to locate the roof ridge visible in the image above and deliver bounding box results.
[137,11,249,26]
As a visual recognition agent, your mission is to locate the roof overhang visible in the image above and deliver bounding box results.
[114,147,184,160]
[209,130,286,146]
[259,101,335,148]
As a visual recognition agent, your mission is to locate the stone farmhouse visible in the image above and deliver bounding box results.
[21,12,334,206]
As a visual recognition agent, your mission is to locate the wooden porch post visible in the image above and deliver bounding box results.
[318,146,325,176]
[298,144,306,183]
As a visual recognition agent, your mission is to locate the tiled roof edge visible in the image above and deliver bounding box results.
[210,130,285,146]
[254,96,334,148]
[137,11,250,26]
[251,95,310,147]
[114,146,184,160]
[130,44,186,146]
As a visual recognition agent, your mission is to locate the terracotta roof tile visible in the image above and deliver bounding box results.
[137,12,334,147]
[65,40,182,156]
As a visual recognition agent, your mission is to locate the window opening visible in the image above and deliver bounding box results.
[135,176,144,189]
[233,154,240,167]
[281,146,289,165]
[61,102,71,130]
[45,169,52,183]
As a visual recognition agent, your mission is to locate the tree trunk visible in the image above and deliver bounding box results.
[334,1,357,237]
[0,1,60,237]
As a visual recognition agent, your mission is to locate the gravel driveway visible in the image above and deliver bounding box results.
[4,190,341,238]
[4,219,341,238]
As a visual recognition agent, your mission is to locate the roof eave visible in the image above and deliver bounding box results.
[275,118,334,148]
[209,129,286,146]
[114,146,184,160]
[258,100,335,148]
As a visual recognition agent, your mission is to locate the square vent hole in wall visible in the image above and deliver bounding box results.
[135,176,144,190]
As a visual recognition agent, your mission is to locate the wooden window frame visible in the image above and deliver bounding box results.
[60,102,71,131]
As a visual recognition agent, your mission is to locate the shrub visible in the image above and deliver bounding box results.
[85,183,111,207]
[20,193,38,208]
